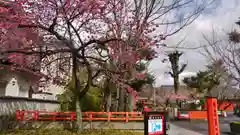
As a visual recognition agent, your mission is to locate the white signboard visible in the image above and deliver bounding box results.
[148,115,163,135]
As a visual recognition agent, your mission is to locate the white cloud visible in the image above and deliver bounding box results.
[150,0,240,85]
[154,71,196,87]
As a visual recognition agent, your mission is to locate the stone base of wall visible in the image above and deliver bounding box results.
[0,96,60,116]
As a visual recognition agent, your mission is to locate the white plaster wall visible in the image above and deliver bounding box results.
[32,93,56,100]
[0,71,35,97]
[5,77,19,96]
[16,77,30,98]
[32,93,45,99]
[45,85,65,99]
[0,70,65,100]
[18,89,28,97]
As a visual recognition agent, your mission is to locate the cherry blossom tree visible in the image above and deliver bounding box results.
[0,0,212,131]
[99,0,210,112]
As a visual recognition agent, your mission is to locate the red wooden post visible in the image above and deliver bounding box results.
[125,112,129,122]
[89,112,93,122]
[33,110,39,121]
[21,110,25,120]
[107,112,111,122]
[71,112,75,120]
[52,112,56,121]
[177,111,180,119]
[206,97,220,135]
[16,110,20,120]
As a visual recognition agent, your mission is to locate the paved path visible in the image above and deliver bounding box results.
[168,123,204,135]
[134,123,204,135]
[171,121,230,135]
[171,113,240,135]
[132,112,240,135]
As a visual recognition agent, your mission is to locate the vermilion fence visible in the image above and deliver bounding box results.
[189,111,207,119]
[15,110,144,122]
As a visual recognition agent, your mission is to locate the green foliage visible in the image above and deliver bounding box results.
[59,84,102,112]
[80,87,102,112]
[129,73,155,92]
[199,98,205,105]
[183,70,220,94]
[228,30,240,43]
[231,122,240,124]
[2,129,143,135]
[127,60,156,92]
[135,62,147,72]
[58,68,102,112]
[228,18,240,43]
[183,60,225,94]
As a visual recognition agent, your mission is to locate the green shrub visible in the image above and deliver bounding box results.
[232,122,240,124]
[59,84,102,112]
[2,129,143,135]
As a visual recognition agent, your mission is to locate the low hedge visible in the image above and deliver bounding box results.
[231,122,240,124]
[1,129,143,135]
[230,122,240,133]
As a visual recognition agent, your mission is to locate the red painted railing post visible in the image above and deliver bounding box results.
[177,111,180,119]
[130,112,133,117]
[188,112,191,120]
[125,112,129,122]
[52,112,56,121]
[107,112,111,122]
[21,110,25,120]
[16,110,20,120]
[89,112,93,122]
[71,112,75,121]
[33,110,39,121]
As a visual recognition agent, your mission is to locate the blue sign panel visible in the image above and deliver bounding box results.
[148,115,163,135]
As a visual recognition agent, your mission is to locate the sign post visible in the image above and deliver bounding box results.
[206,96,220,135]
[144,111,167,135]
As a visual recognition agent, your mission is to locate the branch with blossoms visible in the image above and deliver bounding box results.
[0,0,213,103]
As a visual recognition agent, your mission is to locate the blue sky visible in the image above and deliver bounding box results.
[149,0,240,87]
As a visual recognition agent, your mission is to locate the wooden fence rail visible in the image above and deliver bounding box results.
[15,110,144,122]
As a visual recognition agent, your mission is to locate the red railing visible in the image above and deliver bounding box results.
[15,110,144,122]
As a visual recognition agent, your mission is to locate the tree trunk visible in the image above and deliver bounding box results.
[72,55,82,132]
[107,92,112,111]
[124,92,129,112]
[73,96,82,131]
[128,94,134,112]
[174,76,180,108]
[103,79,112,112]
[119,89,125,111]
[173,74,179,94]
[116,87,120,111]
[104,91,112,112]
